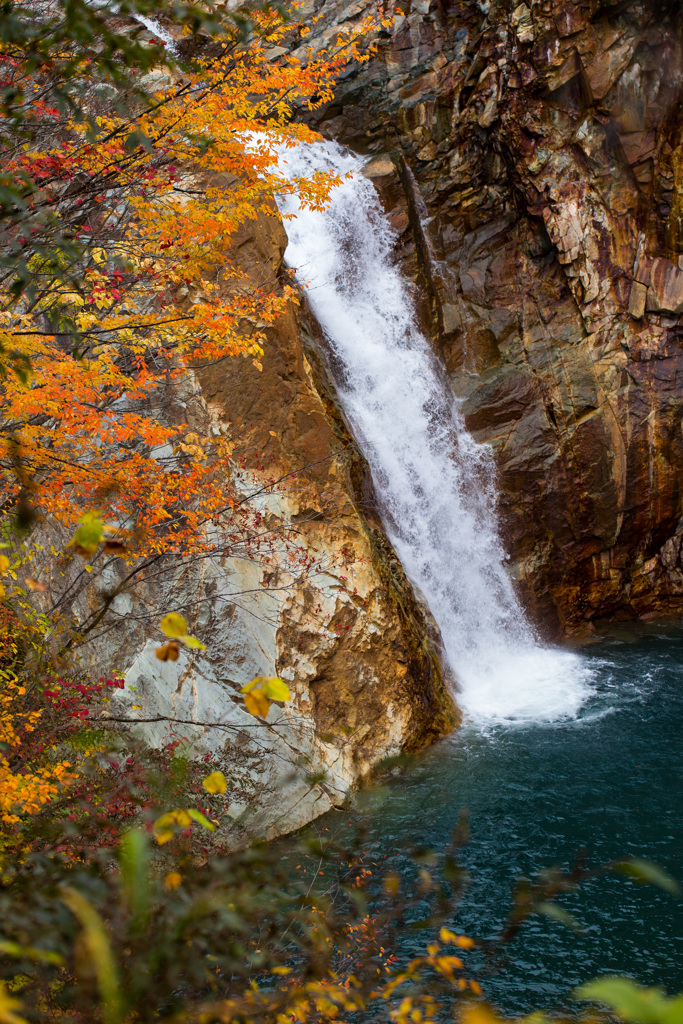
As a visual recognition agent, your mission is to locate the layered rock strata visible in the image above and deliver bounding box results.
[308,0,683,633]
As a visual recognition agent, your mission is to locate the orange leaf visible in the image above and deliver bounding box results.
[155,642,180,662]
[243,688,270,717]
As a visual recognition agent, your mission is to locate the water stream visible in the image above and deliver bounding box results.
[275,141,683,1010]
[133,14,178,55]
[323,625,683,1013]
[276,140,592,725]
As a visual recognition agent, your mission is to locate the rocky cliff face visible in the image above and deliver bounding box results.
[66,0,683,837]
[309,0,683,634]
[75,206,456,843]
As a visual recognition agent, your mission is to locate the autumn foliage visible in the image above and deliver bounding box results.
[0,2,379,559]
[0,5,674,1024]
[0,0,381,832]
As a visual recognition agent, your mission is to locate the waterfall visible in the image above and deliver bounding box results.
[133,15,178,56]
[275,141,594,726]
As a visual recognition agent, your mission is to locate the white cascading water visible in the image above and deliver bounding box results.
[275,140,595,726]
[133,15,179,55]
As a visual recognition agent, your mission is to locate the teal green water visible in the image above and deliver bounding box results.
[322,625,683,1014]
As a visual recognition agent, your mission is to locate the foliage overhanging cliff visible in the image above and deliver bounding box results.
[0,0,457,846]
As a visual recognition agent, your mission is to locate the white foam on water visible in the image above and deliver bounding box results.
[274,140,595,726]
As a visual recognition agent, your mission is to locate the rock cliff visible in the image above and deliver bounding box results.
[308,0,683,634]
[64,0,683,838]
[73,204,457,842]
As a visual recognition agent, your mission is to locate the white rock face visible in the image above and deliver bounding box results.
[98,506,435,841]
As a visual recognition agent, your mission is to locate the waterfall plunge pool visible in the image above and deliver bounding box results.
[314,624,683,1014]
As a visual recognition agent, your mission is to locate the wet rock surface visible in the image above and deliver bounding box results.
[307,0,683,634]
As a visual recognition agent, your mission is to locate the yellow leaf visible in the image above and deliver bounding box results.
[164,872,182,890]
[0,556,9,573]
[154,830,173,846]
[243,689,270,718]
[384,872,401,895]
[435,954,463,972]
[183,635,206,650]
[440,928,475,949]
[263,677,290,702]
[160,612,188,638]
[155,809,193,834]
[460,1004,499,1024]
[241,676,289,701]
[202,771,227,795]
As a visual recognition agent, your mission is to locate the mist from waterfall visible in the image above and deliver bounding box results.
[275,140,594,725]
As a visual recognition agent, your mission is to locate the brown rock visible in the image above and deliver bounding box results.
[646,258,683,314]
[546,48,582,92]
[628,281,647,319]
[74,198,458,844]
[512,4,534,43]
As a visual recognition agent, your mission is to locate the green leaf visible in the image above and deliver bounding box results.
[614,859,680,896]
[575,978,675,1023]
[183,635,207,650]
[119,830,151,933]
[61,887,124,1024]
[0,940,64,966]
[534,901,584,933]
[160,612,188,638]
[71,511,104,555]
[187,808,215,832]
[663,997,683,1024]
